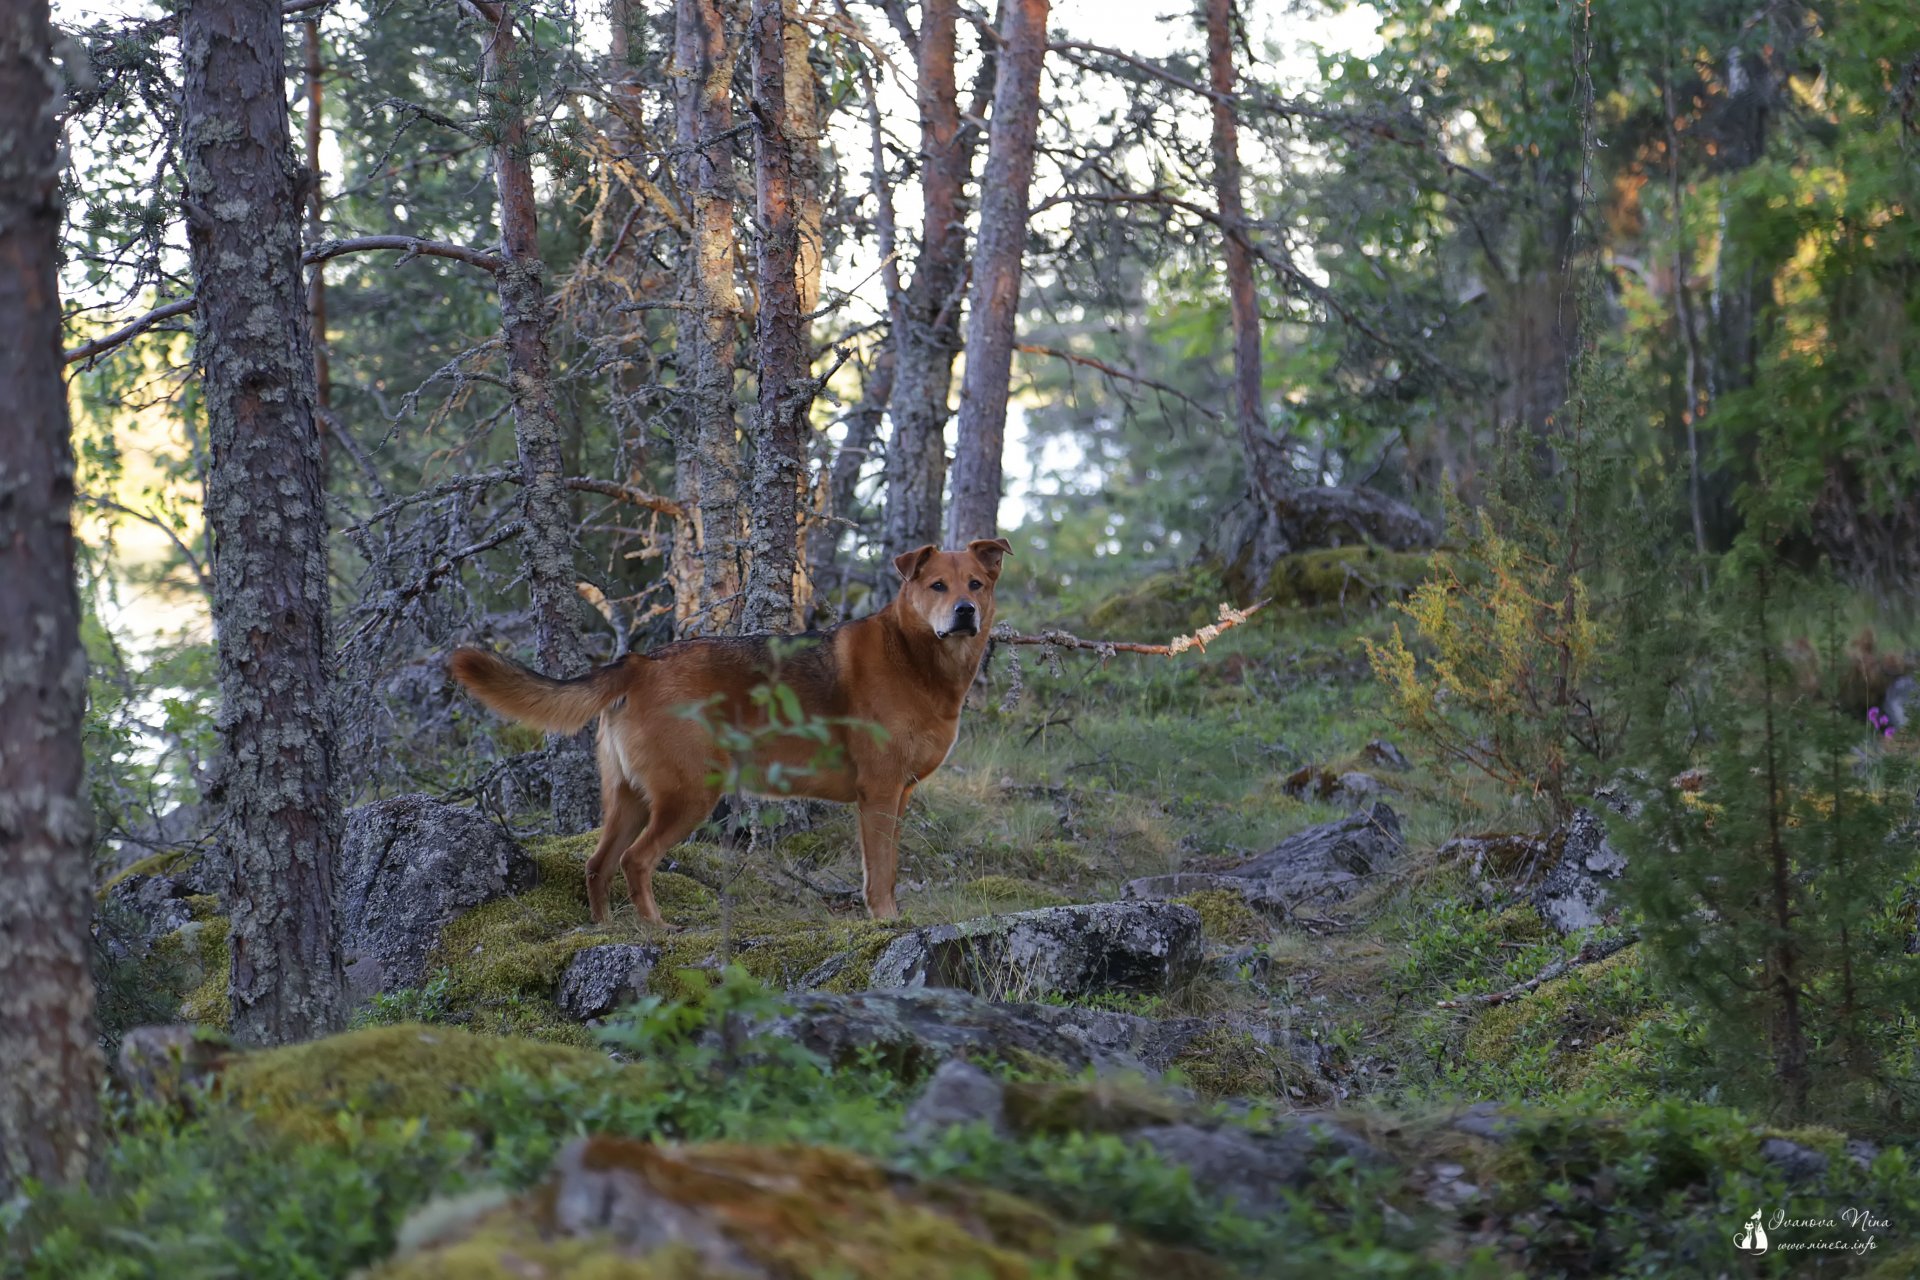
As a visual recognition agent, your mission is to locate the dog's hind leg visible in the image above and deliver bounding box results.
[585,779,648,926]
[617,780,720,927]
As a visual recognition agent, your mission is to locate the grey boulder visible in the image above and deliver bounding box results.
[337,793,534,1000]
[866,900,1202,1001]
[558,943,664,1021]
[1127,804,1404,914]
[1530,807,1627,934]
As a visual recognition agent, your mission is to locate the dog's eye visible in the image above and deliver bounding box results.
[969,580,982,590]
[930,581,947,592]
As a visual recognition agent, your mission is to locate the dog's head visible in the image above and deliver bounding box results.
[892,539,1012,640]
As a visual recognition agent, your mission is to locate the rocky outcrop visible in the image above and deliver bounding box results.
[753,988,1115,1075]
[1530,807,1626,934]
[866,900,1203,1001]
[557,944,663,1021]
[337,794,534,1001]
[1127,804,1404,915]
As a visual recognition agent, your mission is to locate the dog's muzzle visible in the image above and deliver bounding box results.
[941,602,979,637]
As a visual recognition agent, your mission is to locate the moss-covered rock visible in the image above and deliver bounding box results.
[1002,1079,1190,1136]
[1263,547,1433,610]
[1174,890,1268,945]
[375,1137,1223,1280]
[1463,943,1655,1093]
[1085,570,1224,635]
[223,1023,649,1143]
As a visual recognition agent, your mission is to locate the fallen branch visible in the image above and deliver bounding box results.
[991,599,1270,658]
[1015,343,1223,421]
[1434,931,1637,1010]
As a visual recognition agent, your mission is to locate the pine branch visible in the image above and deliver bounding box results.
[1434,931,1636,1010]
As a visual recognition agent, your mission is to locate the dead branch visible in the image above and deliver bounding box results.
[991,598,1270,658]
[1434,931,1636,1010]
[1015,342,1223,420]
[562,477,685,519]
[65,237,504,366]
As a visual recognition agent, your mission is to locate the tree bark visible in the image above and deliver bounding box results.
[477,0,600,832]
[739,0,810,633]
[947,0,1049,544]
[673,0,745,635]
[882,0,980,555]
[180,0,346,1045]
[1206,0,1289,521]
[0,0,104,1195]
[303,20,329,433]
[808,341,893,609]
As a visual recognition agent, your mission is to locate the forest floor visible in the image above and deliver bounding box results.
[23,550,1920,1280]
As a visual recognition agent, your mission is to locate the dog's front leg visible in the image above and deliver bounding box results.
[855,782,910,919]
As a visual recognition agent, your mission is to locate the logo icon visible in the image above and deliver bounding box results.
[1735,1210,1769,1255]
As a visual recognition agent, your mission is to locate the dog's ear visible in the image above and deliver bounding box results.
[893,544,937,582]
[968,537,1012,579]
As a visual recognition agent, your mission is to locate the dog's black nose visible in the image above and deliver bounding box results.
[954,601,976,616]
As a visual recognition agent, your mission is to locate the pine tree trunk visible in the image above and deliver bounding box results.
[947,0,1049,545]
[1206,0,1289,531]
[303,20,329,438]
[809,342,893,606]
[181,0,346,1046]
[480,1,599,832]
[883,0,978,556]
[739,0,809,633]
[0,0,104,1194]
[674,0,745,635]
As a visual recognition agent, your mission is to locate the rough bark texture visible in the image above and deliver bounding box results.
[739,0,809,633]
[480,1,599,831]
[302,20,329,426]
[947,0,1050,544]
[0,0,104,1196]
[882,0,981,556]
[180,0,346,1045]
[674,0,744,635]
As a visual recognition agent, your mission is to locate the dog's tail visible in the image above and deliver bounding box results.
[448,647,631,735]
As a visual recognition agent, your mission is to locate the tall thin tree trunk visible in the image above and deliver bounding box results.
[1206,0,1288,516]
[181,0,346,1045]
[0,0,104,1194]
[883,0,983,556]
[674,0,744,635]
[477,0,599,832]
[740,0,809,633]
[809,342,893,607]
[947,0,1049,544]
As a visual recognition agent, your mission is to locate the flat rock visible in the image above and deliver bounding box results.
[1530,807,1626,934]
[1128,805,1403,913]
[867,900,1202,1001]
[337,794,535,1001]
[557,943,664,1021]
[547,1137,769,1276]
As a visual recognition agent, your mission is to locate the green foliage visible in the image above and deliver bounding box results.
[354,970,456,1028]
[1614,543,1920,1125]
[1365,491,1609,818]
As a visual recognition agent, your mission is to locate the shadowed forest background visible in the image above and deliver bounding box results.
[5,0,1920,1273]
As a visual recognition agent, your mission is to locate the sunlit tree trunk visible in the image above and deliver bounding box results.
[883,0,978,556]
[0,0,105,1194]
[673,0,745,635]
[947,0,1049,544]
[477,0,599,831]
[181,0,346,1045]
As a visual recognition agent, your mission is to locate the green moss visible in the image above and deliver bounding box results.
[1168,1027,1284,1102]
[224,1023,650,1144]
[97,848,196,895]
[182,894,221,920]
[648,917,906,1001]
[1087,570,1220,634]
[376,1138,1218,1280]
[1174,890,1268,945]
[1263,547,1433,610]
[1003,1080,1190,1135]
[176,917,231,1028]
[1489,903,1551,945]
[962,874,1071,909]
[1464,944,1656,1093]
[429,834,611,1044]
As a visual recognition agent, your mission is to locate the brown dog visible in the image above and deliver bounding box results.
[449,539,1011,926]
